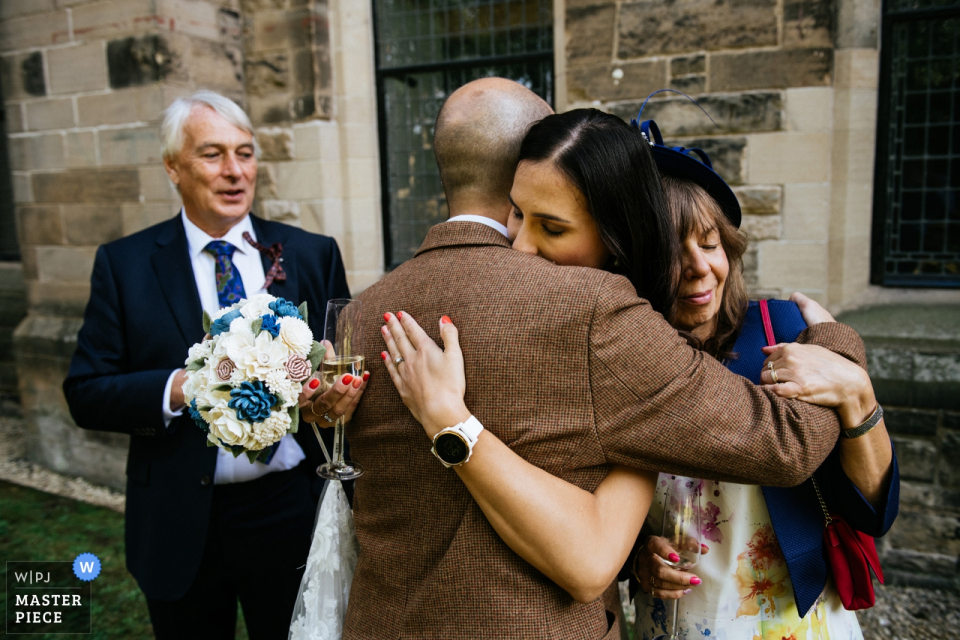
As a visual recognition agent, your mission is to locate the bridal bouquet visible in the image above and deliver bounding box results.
[182,294,324,462]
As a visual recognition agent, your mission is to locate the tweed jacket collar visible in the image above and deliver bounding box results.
[414,219,512,258]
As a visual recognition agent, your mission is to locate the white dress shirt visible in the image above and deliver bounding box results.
[446,214,509,238]
[162,210,306,484]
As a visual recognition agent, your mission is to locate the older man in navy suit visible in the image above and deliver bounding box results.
[64,91,363,639]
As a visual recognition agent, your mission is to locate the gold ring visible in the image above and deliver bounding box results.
[651,575,656,590]
[771,368,780,384]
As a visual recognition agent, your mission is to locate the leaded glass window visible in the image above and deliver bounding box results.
[873,0,960,285]
[373,0,553,268]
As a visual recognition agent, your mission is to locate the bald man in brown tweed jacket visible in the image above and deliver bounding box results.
[343,79,865,640]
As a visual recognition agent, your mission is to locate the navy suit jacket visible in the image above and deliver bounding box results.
[63,214,351,601]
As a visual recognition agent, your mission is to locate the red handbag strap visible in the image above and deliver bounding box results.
[759,299,776,348]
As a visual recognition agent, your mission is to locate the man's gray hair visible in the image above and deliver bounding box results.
[160,90,258,161]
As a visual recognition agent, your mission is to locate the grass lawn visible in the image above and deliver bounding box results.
[0,481,251,639]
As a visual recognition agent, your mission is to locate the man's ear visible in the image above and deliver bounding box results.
[163,157,181,187]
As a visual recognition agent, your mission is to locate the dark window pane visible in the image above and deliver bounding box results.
[904,125,926,156]
[920,261,943,273]
[902,159,925,187]
[923,223,946,251]
[897,260,919,274]
[900,223,922,251]
[902,190,924,220]
[927,189,948,219]
[927,159,949,186]
[929,126,951,155]
[929,92,951,122]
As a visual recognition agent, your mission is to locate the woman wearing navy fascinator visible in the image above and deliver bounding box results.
[378,96,897,639]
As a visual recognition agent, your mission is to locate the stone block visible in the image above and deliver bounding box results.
[5,103,23,133]
[781,182,830,241]
[565,4,615,67]
[609,92,783,137]
[784,87,833,133]
[139,165,176,201]
[886,510,960,557]
[733,186,781,216]
[245,52,289,97]
[757,241,827,290]
[256,163,278,198]
[12,173,32,203]
[671,55,705,77]
[884,407,939,437]
[711,49,833,92]
[248,93,291,126]
[48,43,109,95]
[99,127,162,166]
[834,49,879,91]
[618,0,776,58]
[882,548,958,578]
[782,0,833,49]
[741,214,781,241]
[940,430,960,489]
[663,136,746,185]
[748,132,831,184]
[107,35,175,90]
[77,85,164,127]
[62,204,123,245]
[35,246,97,283]
[249,8,311,53]
[945,412,960,431]
[0,52,46,101]
[257,127,293,160]
[24,99,74,131]
[25,281,91,316]
[187,38,243,97]
[0,0,56,20]
[292,48,315,97]
[64,131,97,168]
[17,205,63,245]
[276,161,326,199]
[0,11,69,51]
[158,0,222,42]
[20,244,37,279]
[898,480,935,507]
[8,133,65,171]
[259,199,300,223]
[33,168,140,203]
[71,0,158,42]
[670,76,705,94]
[835,0,880,49]
[293,124,320,160]
[890,436,937,482]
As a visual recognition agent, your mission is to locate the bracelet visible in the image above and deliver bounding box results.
[841,404,883,439]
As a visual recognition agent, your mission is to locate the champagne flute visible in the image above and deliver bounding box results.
[660,478,701,640]
[316,298,365,481]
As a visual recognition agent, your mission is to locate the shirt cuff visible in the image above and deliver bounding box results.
[163,369,185,429]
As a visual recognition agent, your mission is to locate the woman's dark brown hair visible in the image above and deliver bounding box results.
[661,174,749,359]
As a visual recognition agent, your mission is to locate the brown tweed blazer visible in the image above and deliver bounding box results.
[345,221,864,640]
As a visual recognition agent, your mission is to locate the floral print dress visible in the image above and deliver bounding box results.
[633,476,862,640]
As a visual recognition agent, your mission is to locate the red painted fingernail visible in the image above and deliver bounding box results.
[702,544,709,551]
[383,313,391,322]
[689,577,701,585]
[352,377,362,388]
[668,553,680,563]
[342,374,353,384]
[397,311,403,319]
[308,378,320,390]
[440,315,451,324]
[381,352,388,361]
[362,372,370,382]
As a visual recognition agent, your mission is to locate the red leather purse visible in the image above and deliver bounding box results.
[759,300,885,610]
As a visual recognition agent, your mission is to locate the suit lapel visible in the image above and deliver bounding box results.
[151,217,204,345]
[249,215,297,302]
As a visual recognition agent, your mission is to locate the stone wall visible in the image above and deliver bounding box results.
[562,0,880,308]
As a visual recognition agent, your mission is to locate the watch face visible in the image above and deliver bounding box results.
[435,432,468,465]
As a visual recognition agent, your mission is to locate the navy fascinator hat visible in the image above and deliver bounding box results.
[630,92,742,229]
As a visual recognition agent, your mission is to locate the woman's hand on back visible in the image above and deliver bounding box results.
[790,292,835,325]
[381,312,471,438]
[633,536,706,600]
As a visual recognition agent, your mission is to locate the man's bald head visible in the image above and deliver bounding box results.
[434,78,553,218]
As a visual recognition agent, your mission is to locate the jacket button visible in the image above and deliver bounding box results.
[200,475,211,486]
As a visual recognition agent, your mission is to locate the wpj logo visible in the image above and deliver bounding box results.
[5,556,97,635]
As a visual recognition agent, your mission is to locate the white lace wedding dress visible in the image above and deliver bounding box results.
[288,480,359,640]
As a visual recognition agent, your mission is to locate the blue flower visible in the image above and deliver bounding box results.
[259,313,281,338]
[210,309,242,336]
[228,380,276,422]
[188,399,209,433]
[269,298,302,320]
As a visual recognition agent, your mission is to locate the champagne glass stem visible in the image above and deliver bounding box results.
[333,418,345,466]
[669,598,680,639]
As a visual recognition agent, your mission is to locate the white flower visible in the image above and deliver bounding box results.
[186,340,212,365]
[239,293,277,320]
[231,330,290,379]
[211,301,244,320]
[207,405,257,449]
[252,410,291,449]
[279,317,314,357]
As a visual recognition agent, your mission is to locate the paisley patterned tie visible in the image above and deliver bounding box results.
[203,241,247,308]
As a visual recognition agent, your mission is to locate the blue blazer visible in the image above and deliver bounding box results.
[727,300,899,617]
[63,214,351,601]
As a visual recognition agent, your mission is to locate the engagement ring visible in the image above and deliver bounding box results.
[395,356,404,366]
